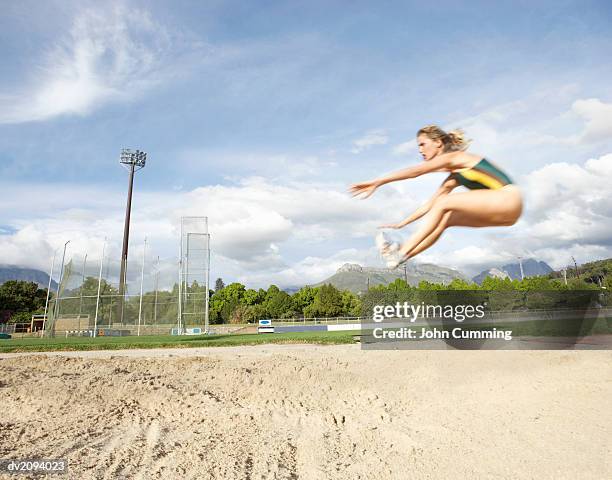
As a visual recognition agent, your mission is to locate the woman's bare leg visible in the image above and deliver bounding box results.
[405,211,453,259]
[398,187,522,259]
[398,204,449,257]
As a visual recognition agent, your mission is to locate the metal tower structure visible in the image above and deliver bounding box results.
[118,148,146,324]
[177,217,210,334]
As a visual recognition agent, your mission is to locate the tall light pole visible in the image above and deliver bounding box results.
[118,148,146,324]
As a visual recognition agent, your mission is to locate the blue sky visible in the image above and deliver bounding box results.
[1,0,611,288]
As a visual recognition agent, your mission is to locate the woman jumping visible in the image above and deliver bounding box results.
[349,125,523,268]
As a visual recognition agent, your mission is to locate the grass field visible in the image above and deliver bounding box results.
[0,330,360,353]
[2,316,610,354]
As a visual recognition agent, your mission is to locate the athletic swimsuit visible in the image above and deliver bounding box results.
[451,158,513,190]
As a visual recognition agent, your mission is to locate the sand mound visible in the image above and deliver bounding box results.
[0,345,610,479]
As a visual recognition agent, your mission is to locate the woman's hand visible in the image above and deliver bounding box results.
[349,179,381,199]
[378,222,404,229]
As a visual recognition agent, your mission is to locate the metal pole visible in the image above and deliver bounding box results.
[43,250,57,335]
[94,238,106,337]
[205,234,210,334]
[178,218,184,335]
[184,233,190,323]
[177,259,183,334]
[138,237,147,336]
[119,162,136,324]
[154,256,159,325]
[52,240,71,336]
[78,254,88,320]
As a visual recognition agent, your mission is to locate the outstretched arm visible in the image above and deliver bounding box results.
[380,175,458,229]
[349,151,460,198]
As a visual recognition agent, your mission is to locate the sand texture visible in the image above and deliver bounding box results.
[0,344,611,479]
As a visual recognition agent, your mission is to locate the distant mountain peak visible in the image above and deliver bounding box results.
[316,262,467,294]
[337,263,363,273]
[472,258,553,284]
[0,266,56,290]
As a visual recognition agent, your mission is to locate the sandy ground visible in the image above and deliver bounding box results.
[0,344,611,479]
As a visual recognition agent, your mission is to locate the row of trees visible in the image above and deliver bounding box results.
[208,283,361,324]
[378,275,609,292]
[0,270,609,325]
[362,276,608,313]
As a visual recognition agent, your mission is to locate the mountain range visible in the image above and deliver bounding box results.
[0,257,557,295]
[0,265,57,290]
[472,258,553,284]
[312,262,467,294]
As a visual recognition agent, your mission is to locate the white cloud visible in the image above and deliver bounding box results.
[177,150,338,181]
[0,2,205,124]
[0,175,420,287]
[565,98,612,145]
[521,154,612,246]
[351,129,388,154]
[181,177,417,258]
[445,93,612,166]
[232,247,379,288]
[3,153,611,287]
[392,139,415,156]
[421,244,520,278]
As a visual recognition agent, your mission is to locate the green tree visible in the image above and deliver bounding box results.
[304,284,343,318]
[417,280,443,291]
[244,303,268,323]
[480,276,516,291]
[266,290,296,319]
[209,282,246,324]
[341,290,361,317]
[0,280,48,323]
[387,278,411,291]
[243,289,263,306]
[292,286,316,315]
[447,278,476,290]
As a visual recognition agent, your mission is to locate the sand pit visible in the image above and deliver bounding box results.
[0,344,611,479]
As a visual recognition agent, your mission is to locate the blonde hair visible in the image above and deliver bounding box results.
[417,125,470,152]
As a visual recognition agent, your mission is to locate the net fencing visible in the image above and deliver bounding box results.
[45,241,208,337]
[178,217,211,334]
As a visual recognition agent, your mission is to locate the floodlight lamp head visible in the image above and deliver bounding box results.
[120,148,147,168]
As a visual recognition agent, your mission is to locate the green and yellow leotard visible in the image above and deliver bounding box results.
[451,158,513,190]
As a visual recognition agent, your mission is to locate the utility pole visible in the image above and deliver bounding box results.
[118,148,147,324]
[517,256,524,281]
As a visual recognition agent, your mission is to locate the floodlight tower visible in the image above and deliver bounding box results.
[118,148,147,324]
